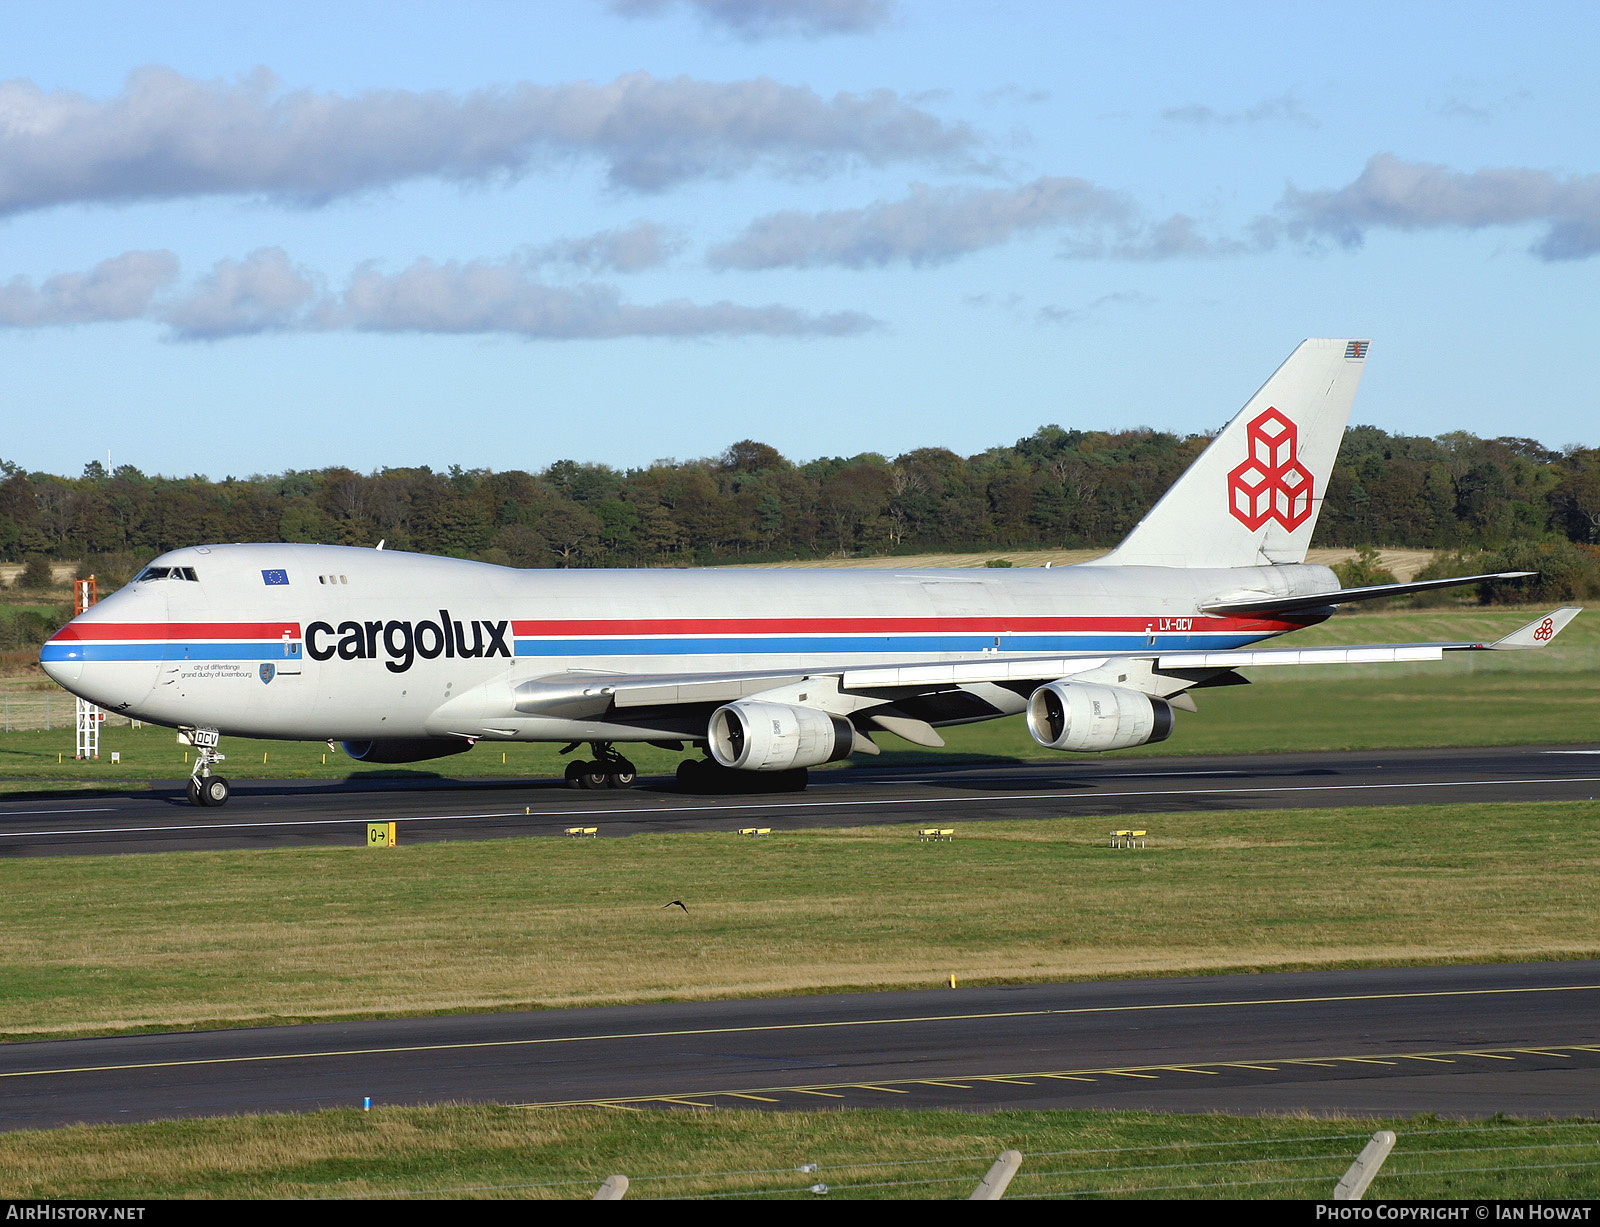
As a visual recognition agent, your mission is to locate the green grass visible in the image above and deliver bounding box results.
[0,1105,1593,1199]
[2,801,1596,1041]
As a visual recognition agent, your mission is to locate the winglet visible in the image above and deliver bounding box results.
[1486,607,1582,650]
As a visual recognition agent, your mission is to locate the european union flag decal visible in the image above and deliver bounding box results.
[262,569,289,585]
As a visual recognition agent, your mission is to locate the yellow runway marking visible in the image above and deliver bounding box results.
[6,983,1596,1082]
[515,1041,1594,1110]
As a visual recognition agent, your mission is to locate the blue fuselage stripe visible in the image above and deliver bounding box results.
[41,643,301,662]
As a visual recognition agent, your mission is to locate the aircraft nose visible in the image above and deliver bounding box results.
[40,606,163,712]
[39,652,83,689]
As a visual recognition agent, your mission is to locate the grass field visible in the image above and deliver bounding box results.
[0,608,1594,794]
[1,800,1595,1041]
[0,1104,1594,1199]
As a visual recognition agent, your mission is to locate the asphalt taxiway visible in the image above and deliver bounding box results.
[1,743,1597,856]
[2,961,1595,1130]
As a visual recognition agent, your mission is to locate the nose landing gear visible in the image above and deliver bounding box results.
[184,728,231,807]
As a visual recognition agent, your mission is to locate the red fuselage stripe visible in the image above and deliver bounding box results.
[48,622,302,642]
[508,615,1297,636]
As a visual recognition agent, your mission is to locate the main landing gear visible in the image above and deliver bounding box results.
[561,742,637,790]
[186,732,231,807]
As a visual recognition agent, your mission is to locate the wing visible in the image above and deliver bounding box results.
[506,607,1582,733]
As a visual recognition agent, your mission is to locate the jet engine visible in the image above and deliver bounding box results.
[707,701,856,771]
[1025,682,1174,752]
[341,738,475,764]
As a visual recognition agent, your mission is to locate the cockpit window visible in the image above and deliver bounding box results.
[136,566,200,582]
[137,567,172,581]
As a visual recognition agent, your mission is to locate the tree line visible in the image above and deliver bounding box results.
[2,425,1598,593]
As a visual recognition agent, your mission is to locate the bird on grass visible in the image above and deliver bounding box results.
[661,900,688,912]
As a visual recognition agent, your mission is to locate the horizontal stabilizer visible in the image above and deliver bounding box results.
[1201,572,1537,616]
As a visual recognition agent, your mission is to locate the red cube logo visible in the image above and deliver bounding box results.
[1228,408,1314,530]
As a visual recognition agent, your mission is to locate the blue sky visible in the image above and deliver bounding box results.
[2,0,1597,479]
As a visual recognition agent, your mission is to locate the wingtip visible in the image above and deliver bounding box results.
[1488,606,1583,650]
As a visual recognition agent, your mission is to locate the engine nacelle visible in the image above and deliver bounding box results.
[1025,682,1174,753]
[341,738,475,764]
[708,701,855,771]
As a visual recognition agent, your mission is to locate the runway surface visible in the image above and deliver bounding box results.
[1,743,1598,856]
[2,961,1596,1130]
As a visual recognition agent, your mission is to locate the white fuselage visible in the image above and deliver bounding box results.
[42,543,1335,744]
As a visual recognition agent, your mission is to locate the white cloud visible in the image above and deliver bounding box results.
[1281,153,1600,260]
[160,248,319,339]
[609,0,895,39]
[708,177,1131,269]
[0,248,878,341]
[1160,93,1317,128]
[330,255,876,338]
[526,222,682,273]
[0,250,177,325]
[0,65,975,211]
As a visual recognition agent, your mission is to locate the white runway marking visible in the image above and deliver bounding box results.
[0,807,118,816]
[0,776,1597,840]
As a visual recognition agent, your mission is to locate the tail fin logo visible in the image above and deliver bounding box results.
[1227,408,1314,530]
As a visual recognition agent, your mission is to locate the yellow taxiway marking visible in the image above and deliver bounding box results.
[6,984,1596,1082]
[659,1097,715,1108]
[1513,1050,1572,1058]
[724,1093,781,1103]
[515,1042,1591,1110]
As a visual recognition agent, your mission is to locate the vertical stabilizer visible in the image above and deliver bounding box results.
[1098,338,1368,568]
